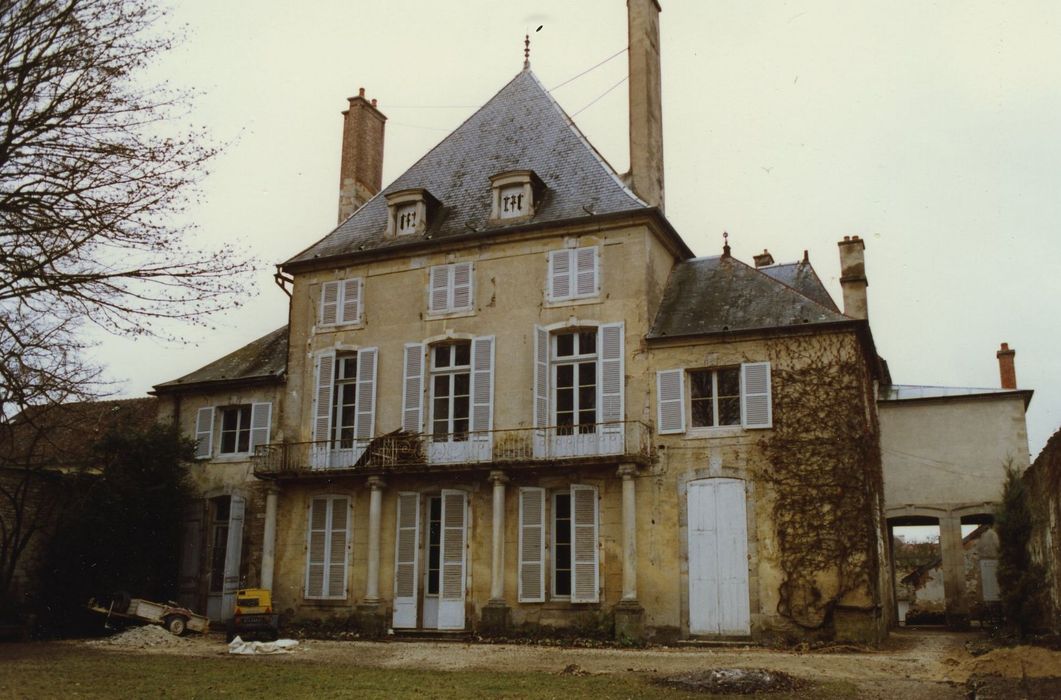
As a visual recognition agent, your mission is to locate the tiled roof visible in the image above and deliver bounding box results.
[648,254,850,339]
[285,69,646,265]
[153,326,288,391]
[760,260,840,312]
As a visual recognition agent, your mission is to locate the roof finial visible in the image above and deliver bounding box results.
[722,231,731,258]
[523,34,530,69]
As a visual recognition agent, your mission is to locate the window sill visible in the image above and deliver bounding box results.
[424,308,476,321]
[543,296,602,309]
[198,454,254,464]
[317,322,364,333]
[684,426,744,440]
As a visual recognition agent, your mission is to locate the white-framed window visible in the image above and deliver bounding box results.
[518,485,599,603]
[304,495,351,600]
[312,348,378,450]
[430,342,471,441]
[194,403,271,459]
[401,338,494,441]
[428,263,474,315]
[552,330,598,435]
[319,278,363,327]
[656,362,773,434]
[547,246,599,302]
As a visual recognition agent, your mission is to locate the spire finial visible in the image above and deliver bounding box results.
[722,231,731,257]
[523,34,530,69]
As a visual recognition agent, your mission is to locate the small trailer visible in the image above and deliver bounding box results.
[87,595,210,636]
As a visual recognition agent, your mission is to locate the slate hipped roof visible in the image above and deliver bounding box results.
[648,255,850,339]
[760,260,840,313]
[285,69,647,266]
[152,326,288,392]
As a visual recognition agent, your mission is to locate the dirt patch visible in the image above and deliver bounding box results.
[84,624,188,649]
[949,645,1061,681]
[657,668,802,694]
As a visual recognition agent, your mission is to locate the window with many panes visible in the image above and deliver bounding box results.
[332,354,359,448]
[425,496,442,597]
[430,343,471,441]
[689,368,741,428]
[219,405,252,454]
[517,485,600,603]
[553,330,597,433]
[552,491,572,597]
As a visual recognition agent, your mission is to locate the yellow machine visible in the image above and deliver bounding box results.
[227,588,279,641]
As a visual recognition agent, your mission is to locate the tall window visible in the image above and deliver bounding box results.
[553,330,597,434]
[430,343,471,441]
[333,354,358,447]
[426,496,442,596]
[209,497,230,593]
[219,406,252,454]
[552,491,572,597]
[689,368,741,428]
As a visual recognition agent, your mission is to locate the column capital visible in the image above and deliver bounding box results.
[617,464,638,479]
[367,476,386,491]
[488,470,509,485]
[265,484,282,497]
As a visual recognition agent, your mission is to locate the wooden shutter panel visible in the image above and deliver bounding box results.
[313,351,336,443]
[429,265,449,313]
[341,278,362,324]
[548,249,571,300]
[657,369,685,434]
[452,262,473,310]
[354,347,378,441]
[570,485,600,603]
[249,402,272,452]
[533,326,549,428]
[220,494,245,619]
[194,407,214,459]
[741,362,773,429]
[327,497,350,598]
[392,492,420,628]
[469,336,494,434]
[598,322,624,446]
[575,246,598,297]
[177,500,204,610]
[402,343,425,432]
[305,497,328,598]
[518,487,546,602]
[320,281,339,325]
[438,489,467,629]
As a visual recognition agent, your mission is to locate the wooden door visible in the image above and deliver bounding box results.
[688,478,750,635]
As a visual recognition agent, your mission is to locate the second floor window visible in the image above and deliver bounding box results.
[553,330,597,435]
[690,368,741,428]
[312,348,378,449]
[430,342,471,441]
[319,278,363,326]
[332,354,359,448]
[219,405,252,454]
[428,263,474,315]
[547,246,599,302]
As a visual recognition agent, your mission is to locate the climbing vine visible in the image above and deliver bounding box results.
[757,333,884,632]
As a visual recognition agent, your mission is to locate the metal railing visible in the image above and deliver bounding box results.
[252,421,653,477]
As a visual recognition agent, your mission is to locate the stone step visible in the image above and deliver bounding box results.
[388,629,472,643]
[672,637,757,648]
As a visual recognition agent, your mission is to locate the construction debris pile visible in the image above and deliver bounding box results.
[86,624,188,649]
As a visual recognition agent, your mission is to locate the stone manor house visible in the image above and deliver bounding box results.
[147,1,1031,642]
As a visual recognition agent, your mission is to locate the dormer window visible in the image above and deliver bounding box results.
[385,188,438,238]
[489,170,544,224]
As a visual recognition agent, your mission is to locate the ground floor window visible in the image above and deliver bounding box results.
[519,485,599,603]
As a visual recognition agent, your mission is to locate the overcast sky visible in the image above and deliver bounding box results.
[89,0,1060,460]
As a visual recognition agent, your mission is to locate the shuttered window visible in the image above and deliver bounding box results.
[428,263,474,314]
[305,495,351,599]
[656,369,685,434]
[547,246,599,302]
[194,407,214,459]
[519,485,600,602]
[656,362,773,434]
[319,278,363,326]
[570,485,600,603]
[518,487,546,602]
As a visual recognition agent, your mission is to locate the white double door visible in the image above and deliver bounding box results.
[392,490,468,630]
[687,478,751,636]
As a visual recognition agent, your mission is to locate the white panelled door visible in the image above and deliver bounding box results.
[687,478,751,636]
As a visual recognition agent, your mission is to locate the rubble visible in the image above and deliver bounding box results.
[656,668,802,694]
[85,624,188,649]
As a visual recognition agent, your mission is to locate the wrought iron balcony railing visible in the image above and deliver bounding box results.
[252,421,653,478]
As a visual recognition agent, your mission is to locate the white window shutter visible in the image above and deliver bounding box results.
[533,326,549,429]
[177,501,203,609]
[305,497,328,598]
[320,281,339,325]
[575,246,598,297]
[469,336,494,434]
[548,249,571,301]
[392,492,420,628]
[221,494,245,618]
[656,370,685,434]
[341,278,362,325]
[518,487,546,602]
[354,347,378,441]
[438,490,468,629]
[249,402,272,451]
[313,351,336,443]
[194,407,214,459]
[597,323,624,441]
[741,361,773,429]
[452,262,473,311]
[327,497,350,598]
[402,343,425,432]
[429,265,449,313]
[570,485,600,603]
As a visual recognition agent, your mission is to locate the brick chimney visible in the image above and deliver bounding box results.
[627,0,665,211]
[837,235,869,320]
[753,249,774,268]
[997,342,1017,389]
[338,88,387,223]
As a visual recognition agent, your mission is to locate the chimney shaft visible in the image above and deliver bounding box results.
[627,0,665,211]
[753,249,774,268]
[338,89,387,223]
[997,342,1017,389]
[837,235,869,320]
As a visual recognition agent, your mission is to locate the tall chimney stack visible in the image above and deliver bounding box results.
[837,235,869,320]
[338,87,387,223]
[997,342,1017,389]
[627,0,665,211]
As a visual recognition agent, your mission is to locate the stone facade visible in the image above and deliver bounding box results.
[1024,428,1061,633]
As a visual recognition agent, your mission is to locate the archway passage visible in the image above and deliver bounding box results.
[889,517,943,627]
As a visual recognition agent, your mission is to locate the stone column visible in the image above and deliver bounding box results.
[364,476,385,603]
[939,513,969,629]
[614,464,644,643]
[482,470,510,635]
[260,485,280,590]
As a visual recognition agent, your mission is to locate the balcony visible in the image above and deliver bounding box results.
[252,421,654,479]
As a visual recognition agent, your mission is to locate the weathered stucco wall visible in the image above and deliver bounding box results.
[1024,428,1061,633]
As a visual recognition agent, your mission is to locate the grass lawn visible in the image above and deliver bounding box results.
[0,643,859,699]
